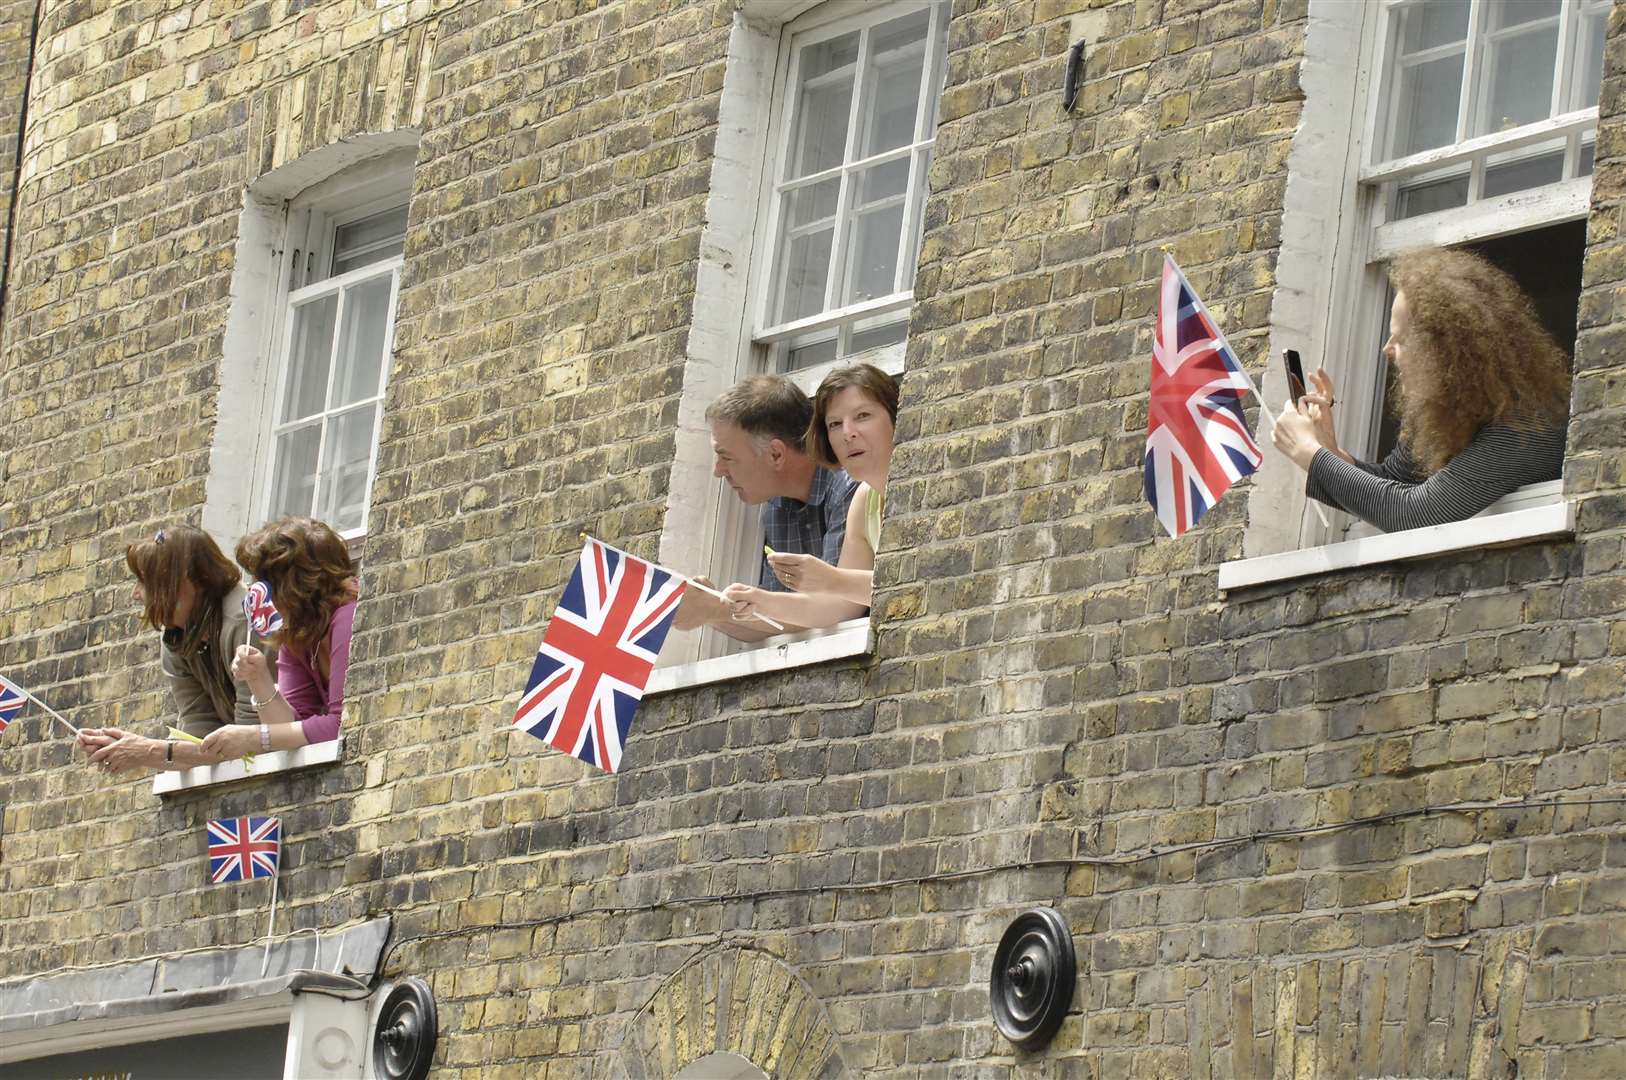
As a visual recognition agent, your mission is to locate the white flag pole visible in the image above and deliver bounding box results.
[579,534,787,632]
[260,872,280,978]
[18,687,80,736]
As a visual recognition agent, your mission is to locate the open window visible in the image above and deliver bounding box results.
[652,0,947,687]
[204,140,416,555]
[1228,0,1599,588]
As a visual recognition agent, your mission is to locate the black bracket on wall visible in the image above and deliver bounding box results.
[1062,40,1087,113]
[990,907,1076,1050]
[373,977,439,1080]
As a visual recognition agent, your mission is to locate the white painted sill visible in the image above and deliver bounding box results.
[1218,501,1577,592]
[647,619,872,694]
[153,739,344,796]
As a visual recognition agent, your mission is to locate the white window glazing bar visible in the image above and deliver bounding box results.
[896,1,941,296]
[758,292,913,344]
[1454,0,1484,145]
[821,24,871,314]
[1361,107,1598,183]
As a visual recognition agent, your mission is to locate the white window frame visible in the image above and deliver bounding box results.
[258,173,408,541]
[152,738,344,796]
[204,139,416,556]
[1232,0,1588,582]
[653,0,944,688]
[750,0,946,393]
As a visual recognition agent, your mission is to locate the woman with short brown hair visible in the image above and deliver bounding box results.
[79,524,278,774]
[199,516,359,761]
[1273,246,1569,531]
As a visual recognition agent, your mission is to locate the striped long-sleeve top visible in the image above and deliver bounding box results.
[1305,422,1566,533]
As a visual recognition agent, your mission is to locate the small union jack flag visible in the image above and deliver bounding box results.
[513,538,687,774]
[1146,256,1263,538]
[0,675,25,734]
[243,580,283,636]
[207,816,281,883]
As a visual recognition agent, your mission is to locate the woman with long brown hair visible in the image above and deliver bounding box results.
[79,524,278,773]
[1273,246,1570,531]
[196,517,358,761]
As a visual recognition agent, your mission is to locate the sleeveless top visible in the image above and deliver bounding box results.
[861,484,883,552]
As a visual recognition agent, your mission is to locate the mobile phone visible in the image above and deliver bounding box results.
[1282,348,1308,404]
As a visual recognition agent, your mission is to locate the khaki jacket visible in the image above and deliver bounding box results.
[162,585,279,737]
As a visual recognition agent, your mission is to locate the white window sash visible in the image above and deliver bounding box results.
[261,257,402,539]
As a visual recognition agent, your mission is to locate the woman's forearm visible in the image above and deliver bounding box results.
[822,567,874,606]
[751,588,867,629]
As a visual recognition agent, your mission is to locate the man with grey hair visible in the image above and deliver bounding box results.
[674,375,857,639]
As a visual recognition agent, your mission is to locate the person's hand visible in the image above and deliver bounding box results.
[767,553,839,594]
[85,728,159,774]
[231,644,275,699]
[1299,367,1340,453]
[673,577,727,630]
[199,724,259,762]
[1272,398,1329,470]
[721,583,763,621]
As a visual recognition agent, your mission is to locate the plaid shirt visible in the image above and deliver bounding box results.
[758,466,857,591]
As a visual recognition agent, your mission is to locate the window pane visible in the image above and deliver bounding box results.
[316,406,378,533]
[1486,0,1559,32]
[842,159,910,304]
[774,179,839,323]
[332,205,409,276]
[269,424,321,519]
[1394,172,1469,219]
[859,10,929,159]
[785,336,838,371]
[849,316,908,355]
[1580,137,1595,176]
[1483,142,1565,198]
[280,293,338,423]
[1398,0,1469,52]
[1391,54,1464,156]
[332,273,394,407]
[1571,8,1607,111]
[1477,24,1559,136]
[788,31,858,179]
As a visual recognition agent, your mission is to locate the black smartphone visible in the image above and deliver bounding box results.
[1282,348,1308,404]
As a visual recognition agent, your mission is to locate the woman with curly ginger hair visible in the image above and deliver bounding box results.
[197,517,359,761]
[1272,246,1570,532]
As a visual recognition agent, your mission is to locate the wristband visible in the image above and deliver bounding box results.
[165,739,175,764]
[259,723,271,751]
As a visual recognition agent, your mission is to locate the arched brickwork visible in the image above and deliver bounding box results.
[611,948,846,1080]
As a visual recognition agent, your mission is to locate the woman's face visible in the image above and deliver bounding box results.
[1383,290,1411,373]
[824,386,895,486]
[133,577,198,630]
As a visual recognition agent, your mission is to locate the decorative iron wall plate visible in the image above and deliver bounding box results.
[989,906,1076,1051]
[373,977,439,1080]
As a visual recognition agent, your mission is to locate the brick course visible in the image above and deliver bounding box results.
[1,0,1625,1076]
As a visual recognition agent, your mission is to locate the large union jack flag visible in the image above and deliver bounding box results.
[207,816,281,883]
[0,675,25,734]
[513,538,687,774]
[1146,256,1263,538]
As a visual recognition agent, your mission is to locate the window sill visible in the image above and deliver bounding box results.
[1217,501,1576,591]
[153,739,344,796]
[647,619,872,693]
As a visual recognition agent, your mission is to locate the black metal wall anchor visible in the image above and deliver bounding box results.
[990,907,1076,1051]
[1062,40,1087,113]
[373,977,439,1080]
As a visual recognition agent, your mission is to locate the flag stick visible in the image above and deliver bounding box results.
[19,687,80,736]
[578,534,787,632]
[260,872,280,978]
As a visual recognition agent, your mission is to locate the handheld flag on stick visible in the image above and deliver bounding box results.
[513,537,687,773]
[1146,255,1264,538]
[243,580,284,636]
[0,673,80,737]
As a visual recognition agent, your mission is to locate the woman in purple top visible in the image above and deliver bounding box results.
[198,516,357,761]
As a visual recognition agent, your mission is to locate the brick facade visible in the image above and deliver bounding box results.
[2,0,1625,1076]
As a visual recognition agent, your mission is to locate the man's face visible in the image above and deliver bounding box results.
[711,420,779,504]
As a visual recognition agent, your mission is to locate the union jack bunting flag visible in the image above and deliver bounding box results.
[0,675,24,734]
[207,816,281,883]
[513,537,687,774]
[242,580,283,637]
[1146,255,1263,538]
